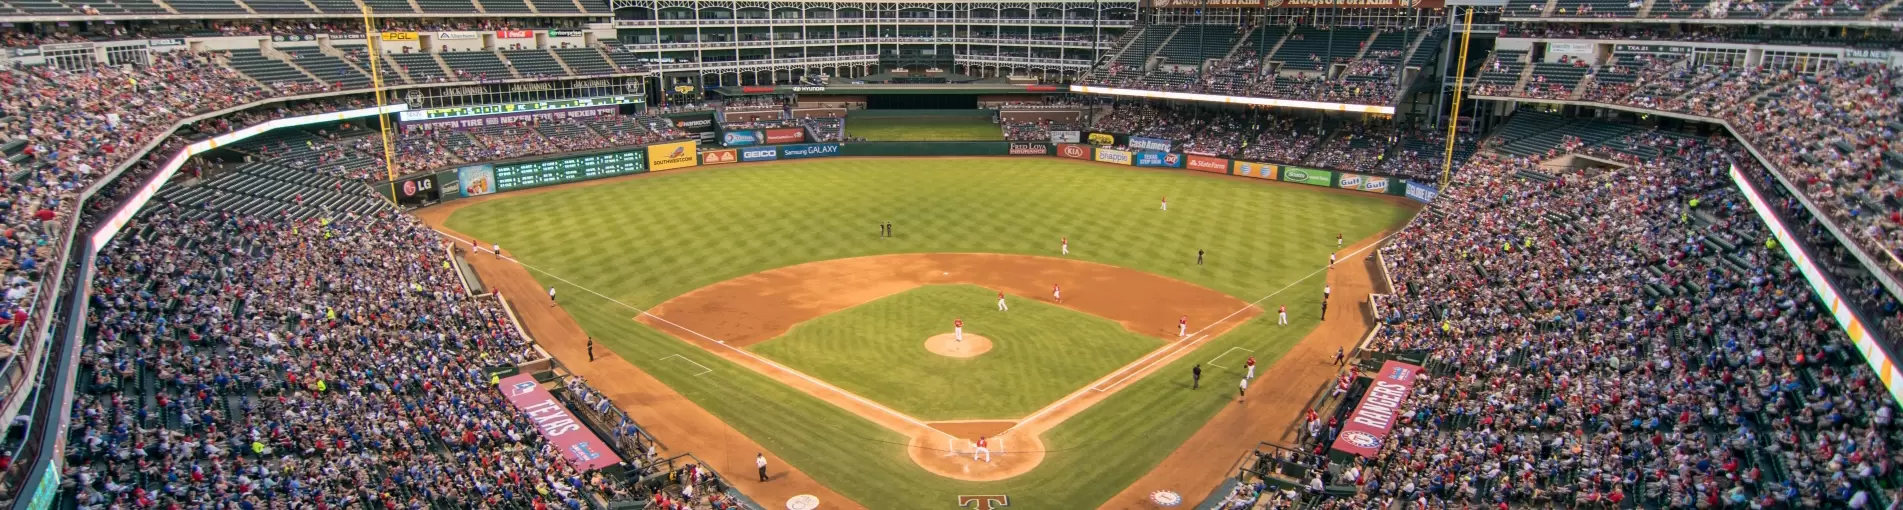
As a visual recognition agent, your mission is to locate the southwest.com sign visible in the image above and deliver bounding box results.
[1068,85,1396,115]
[648,140,699,171]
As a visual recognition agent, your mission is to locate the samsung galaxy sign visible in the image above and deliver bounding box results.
[780,143,840,159]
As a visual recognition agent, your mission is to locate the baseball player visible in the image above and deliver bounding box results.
[1061,237,1069,255]
[973,436,991,462]
[1330,253,1337,268]
[1333,347,1345,366]
[1278,305,1289,325]
[493,243,502,259]
[996,291,1008,311]
[1324,284,1331,301]
[1245,356,1257,379]
[1238,376,1248,402]
[547,286,556,306]
[1160,196,1168,211]
[1178,315,1188,337]
[954,318,964,341]
[756,453,769,482]
[1337,233,1344,248]
[1052,284,1062,303]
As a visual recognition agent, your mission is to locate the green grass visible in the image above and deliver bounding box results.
[749,285,1162,420]
[845,116,1003,141]
[443,157,1415,509]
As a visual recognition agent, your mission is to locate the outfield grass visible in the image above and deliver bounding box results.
[443,157,1415,508]
[846,117,1003,141]
[749,285,1162,420]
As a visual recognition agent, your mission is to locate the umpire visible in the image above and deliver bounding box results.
[1192,364,1202,389]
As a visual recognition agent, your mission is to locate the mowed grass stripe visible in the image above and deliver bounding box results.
[444,157,1412,508]
[748,285,1161,420]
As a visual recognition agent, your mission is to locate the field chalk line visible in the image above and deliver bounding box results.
[1205,346,1255,369]
[658,354,714,376]
[434,231,941,435]
[1000,230,1403,438]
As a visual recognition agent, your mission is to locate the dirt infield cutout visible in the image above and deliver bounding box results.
[924,333,992,358]
[636,253,1260,480]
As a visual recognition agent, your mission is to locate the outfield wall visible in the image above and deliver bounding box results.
[393,140,1427,207]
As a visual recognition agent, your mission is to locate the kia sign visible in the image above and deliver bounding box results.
[497,374,623,471]
[780,143,839,159]
[740,147,779,162]
[1057,144,1091,160]
[1329,361,1424,459]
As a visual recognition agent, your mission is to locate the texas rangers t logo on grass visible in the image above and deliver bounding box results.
[956,495,1009,510]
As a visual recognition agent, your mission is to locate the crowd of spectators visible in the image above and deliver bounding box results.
[1344,130,1902,508]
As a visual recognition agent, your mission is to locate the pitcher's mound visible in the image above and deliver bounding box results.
[925,333,992,358]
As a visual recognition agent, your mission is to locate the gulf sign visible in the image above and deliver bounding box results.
[1338,173,1390,193]
[701,149,738,165]
[780,143,840,159]
[1057,144,1092,160]
[764,128,805,144]
[1093,148,1133,165]
[740,147,779,162]
[1233,160,1278,180]
[1329,361,1424,459]
[1186,155,1230,174]
[648,140,699,171]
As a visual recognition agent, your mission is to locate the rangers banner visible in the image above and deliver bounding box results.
[740,147,779,162]
[701,149,738,165]
[1008,143,1050,155]
[497,374,623,471]
[1094,148,1133,165]
[1404,180,1438,203]
[1233,160,1278,180]
[764,128,805,144]
[1057,144,1092,160]
[1186,155,1230,174]
[648,140,699,171]
[1129,136,1173,153]
[1050,130,1081,144]
[1283,167,1333,187]
[1330,361,1424,460]
[1133,151,1183,168]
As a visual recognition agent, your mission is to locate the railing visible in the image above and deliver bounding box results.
[613,17,1137,27]
[612,35,1113,51]
[650,55,878,70]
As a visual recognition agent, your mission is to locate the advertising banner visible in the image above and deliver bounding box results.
[1233,160,1278,180]
[395,175,439,204]
[781,143,841,159]
[1086,132,1117,147]
[497,374,624,472]
[435,31,479,40]
[1133,151,1183,168]
[1330,361,1424,460]
[648,140,699,171]
[741,86,776,94]
[496,30,534,38]
[1283,167,1333,187]
[1361,176,1390,193]
[457,164,495,197]
[1050,130,1081,144]
[1129,136,1174,153]
[1094,148,1133,165]
[403,106,616,130]
[740,147,779,161]
[399,95,639,123]
[701,149,738,165]
[1337,173,1365,190]
[1403,180,1438,203]
[673,113,717,132]
[1008,143,1050,155]
[721,130,762,147]
[380,31,418,41]
[1186,155,1230,174]
[1057,144,1092,160]
[764,128,805,144]
[547,29,586,37]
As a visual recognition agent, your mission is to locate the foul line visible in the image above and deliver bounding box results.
[1206,346,1255,369]
[436,232,940,435]
[658,354,713,376]
[998,230,1406,438]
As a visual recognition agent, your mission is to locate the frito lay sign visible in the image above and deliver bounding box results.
[1330,360,1424,459]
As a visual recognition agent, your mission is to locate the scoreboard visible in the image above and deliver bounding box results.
[493,148,648,192]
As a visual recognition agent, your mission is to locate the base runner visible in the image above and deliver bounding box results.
[955,318,964,341]
[996,292,1008,311]
[1178,315,1188,337]
[973,436,991,462]
[1052,284,1062,303]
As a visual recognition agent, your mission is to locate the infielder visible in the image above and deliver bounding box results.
[954,318,964,341]
[1178,315,1188,337]
[1278,305,1289,325]
[1245,356,1257,379]
[973,436,991,462]
[1238,376,1248,402]
[1061,237,1069,255]
[1052,284,1062,303]
[547,286,556,306]
[1330,253,1337,268]
[1160,196,1168,211]
[996,291,1008,311]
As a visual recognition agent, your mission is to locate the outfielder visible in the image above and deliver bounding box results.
[1061,237,1069,255]
[1160,196,1168,211]
[1245,356,1257,379]
[1178,315,1188,337]
[1052,284,1062,303]
[996,292,1008,311]
[1337,233,1344,248]
[1278,305,1289,325]
[973,436,991,462]
[955,318,964,341]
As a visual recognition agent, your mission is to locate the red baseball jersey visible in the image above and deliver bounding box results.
[1180,316,1188,325]
[955,319,963,328]
[1279,305,1287,313]
[998,292,1004,299]
[1246,357,1256,367]
[1053,285,1060,292]
[976,437,987,448]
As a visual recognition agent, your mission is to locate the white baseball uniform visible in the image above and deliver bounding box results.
[955,320,963,341]
[1278,306,1288,325]
[1178,317,1187,337]
[1061,239,1069,255]
[1330,253,1337,267]
[1052,285,1061,302]
[997,292,1008,311]
[1160,197,1168,211]
[973,437,991,462]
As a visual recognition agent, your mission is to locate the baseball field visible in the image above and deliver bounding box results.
[420,156,1416,509]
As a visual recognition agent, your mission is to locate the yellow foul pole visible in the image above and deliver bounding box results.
[360,6,400,206]
[1440,7,1475,191]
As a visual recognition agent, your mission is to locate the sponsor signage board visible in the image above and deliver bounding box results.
[1283,167,1333,187]
[764,128,805,144]
[1008,143,1050,155]
[648,140,699,171]
[497,374,624,471]
[1129,136,1173,153]
[1404,180,1438,203]
[1068,85,1396,115]
[1057,144,1091,160]
[701,149,738,165]
[780,143,840,159]
[1330,361,1424,459]
[1337,173,1364,190]
[458,164,496,197]
[721,130,762,147]
[1186,155,1230,174]
[740,147,779,161]
[1093,148,1133,165]
[395,175,439,204]
[435,32,480,40]
[398,95,639,122]
[1361,175,1390,193]
[148,38,185,47]
[672,113,716,132]
[1050,130,1081,144]
[547,29,586,37]
[1233,160,1278,180]
[405,106,616,130]
[380,31,418,41]
[496,30,534,38]
[1086,132,1116,147]
[1133,151,1183,168]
